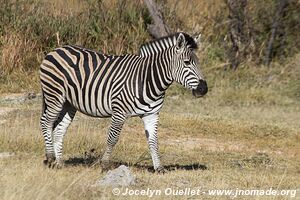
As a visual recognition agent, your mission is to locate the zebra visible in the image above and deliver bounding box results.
[39,32,208,173]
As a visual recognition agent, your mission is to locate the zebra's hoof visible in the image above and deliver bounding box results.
[43,155,56,167]
[50,160,64,169]
[43,159,49,165]
[156,166,166,174]
[100,160,111,171]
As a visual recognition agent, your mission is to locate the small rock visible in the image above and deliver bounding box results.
[169,95,179,100]
[26,92,37,100]
[0,152,15,158]
[93,165,136,187]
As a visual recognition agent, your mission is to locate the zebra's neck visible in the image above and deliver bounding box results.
[140,50,174,99]
[139,34,177,98]
[139,35,177,57]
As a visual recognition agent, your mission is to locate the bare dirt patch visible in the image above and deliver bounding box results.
[161,136,286,157]
[0,92,41,104]
[162,137,245,152]
[0,152,15,158]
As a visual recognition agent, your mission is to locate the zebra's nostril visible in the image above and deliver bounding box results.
[193,80,207,97]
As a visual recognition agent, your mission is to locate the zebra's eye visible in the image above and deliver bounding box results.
[183,60,191,65]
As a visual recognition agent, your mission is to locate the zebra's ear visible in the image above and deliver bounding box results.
[176,33,186,51]
[193,33,202,44]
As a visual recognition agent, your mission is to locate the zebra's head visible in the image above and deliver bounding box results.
[171,33,208,97]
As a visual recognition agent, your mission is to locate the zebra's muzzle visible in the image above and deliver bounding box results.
[192,80,208,97]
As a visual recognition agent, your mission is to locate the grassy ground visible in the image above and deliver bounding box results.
[0,87,299,200]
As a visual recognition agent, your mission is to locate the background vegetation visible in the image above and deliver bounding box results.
[0,0,299,106]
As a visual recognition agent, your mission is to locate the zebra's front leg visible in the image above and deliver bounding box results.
[101,113,126,170]
[142,113,165,173]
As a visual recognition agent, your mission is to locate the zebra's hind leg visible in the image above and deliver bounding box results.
[51,101,76,169]
[100,113,126,170]
[142,113,165,173]
[40,98,64,167]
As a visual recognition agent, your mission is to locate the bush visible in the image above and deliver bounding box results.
[0,0,299,105]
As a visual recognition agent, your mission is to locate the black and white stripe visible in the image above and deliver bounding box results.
[40,32,207,172]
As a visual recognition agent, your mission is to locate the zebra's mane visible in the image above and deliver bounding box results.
[138,32,197,57]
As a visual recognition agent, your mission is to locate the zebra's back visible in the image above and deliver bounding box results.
[40,45,132,117]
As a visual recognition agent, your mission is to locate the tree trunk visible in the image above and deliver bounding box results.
[265,0,289,66]
[143,0,171,38]
[226,0,248,70]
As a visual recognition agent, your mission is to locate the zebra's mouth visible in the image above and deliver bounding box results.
[192,80,208,98]
[192,89,205,98]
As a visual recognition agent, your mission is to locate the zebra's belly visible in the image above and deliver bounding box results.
[66,94,113,118]
[76,104,113,118]
[78,109,112,118]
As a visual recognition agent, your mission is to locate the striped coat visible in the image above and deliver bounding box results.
[40,32,207,172]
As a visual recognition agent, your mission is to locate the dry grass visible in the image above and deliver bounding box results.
[0,96,299,200]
